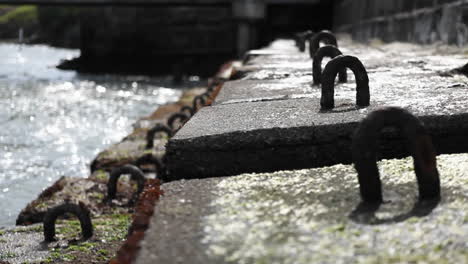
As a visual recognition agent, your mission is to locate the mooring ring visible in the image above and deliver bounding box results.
[313,45,347,85]
[134,154,165,179]
[193,94,207,111]
[167,112,190,131]
[145,123,173,149]
[297,30,314,52]
[43,202,93,242]
[180,105,195,117]
[106,164,146,201]
[309,30,338,58]
[320,55,370,110]
[352,107,440,204]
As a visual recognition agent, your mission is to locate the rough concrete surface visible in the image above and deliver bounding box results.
[0,227,49,263]
[166,37,468,179]
[135,179,220,264]
[137,153,468,264]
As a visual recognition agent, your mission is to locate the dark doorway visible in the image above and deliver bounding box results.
[259,1,335,47]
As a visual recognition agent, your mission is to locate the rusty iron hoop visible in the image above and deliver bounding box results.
[134,154,165,179]
[352,107,440,204]
[167,112,190,131]
[297,30,314,52]
[313,45,347,85]
[107,164,146,201]
[180,105,195,117]
[320,55,370,110]
[145,123,173,149]
[193,94,207,111]
[43,203,93,242]
[309,30,338,58]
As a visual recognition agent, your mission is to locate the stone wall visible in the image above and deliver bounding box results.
[333,0,468,45]
[79,5,236,76]
[74,1,326,76]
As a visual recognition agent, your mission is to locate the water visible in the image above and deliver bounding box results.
[0,43,189,227]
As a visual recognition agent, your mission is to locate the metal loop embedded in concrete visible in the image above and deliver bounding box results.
[135,154,165,179]
[309,30,337,58]
[167,112,190,131]
[352,107,440,204]
[320,55,370,110]
[107,164,146,201]
[193,94,207,111]
[43,202,93,242]
[313,45,347,85]
[146,124,173,149]
[296,30,314,52]
[181,106,195,117]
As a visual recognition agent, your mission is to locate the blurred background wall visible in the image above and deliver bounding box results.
[333,0,468,45]
[1,0,467,76]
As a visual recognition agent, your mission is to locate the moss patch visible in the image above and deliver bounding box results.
[40,214,129,263]
[0,211,131,263]
[0,6,37,24]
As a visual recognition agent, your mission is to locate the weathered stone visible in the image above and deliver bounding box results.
[16,172,137,226]
[165,38,468,180]
[137,153,468,264]
[334,0,468,46]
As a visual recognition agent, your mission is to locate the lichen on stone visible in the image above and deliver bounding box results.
[202,154,468,264]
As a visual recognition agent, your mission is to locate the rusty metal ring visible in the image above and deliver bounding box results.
[320,55,370,110]
[313,45,347,85]
[167,112,190,131]
[134,154,165,179]
[352,107,440,204]
[193,95,207,111]
[43,202,93,242]
[309,30,338,58]
[297,30,314,52]
[107,164,146,201]
[145,123,173,149]
[294,33,301,47]
[180,106,195,117]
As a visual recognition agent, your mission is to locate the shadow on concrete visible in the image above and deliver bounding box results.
[318,105,361,114]
[349,197,440,225]
[297,173,464,226]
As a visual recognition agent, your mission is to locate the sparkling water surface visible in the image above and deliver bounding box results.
[0,43,189,227]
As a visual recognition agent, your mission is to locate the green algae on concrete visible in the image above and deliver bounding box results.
[201,154,468,264]
[0,214,131,263]
[16,173,137,226]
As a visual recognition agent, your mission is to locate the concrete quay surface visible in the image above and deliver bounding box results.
[134,37,468,263]
[136,153,468,264]
[166,36,468,180]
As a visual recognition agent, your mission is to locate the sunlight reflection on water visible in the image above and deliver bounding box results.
[0,43,189,227]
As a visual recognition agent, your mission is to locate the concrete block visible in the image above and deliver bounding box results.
[137,153,468,264]
[166,87,468,179]
[165,38,468,180]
